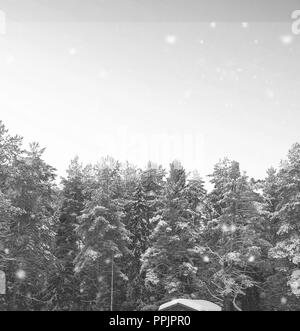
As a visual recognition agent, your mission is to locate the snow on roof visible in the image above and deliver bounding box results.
[158,299,222,311]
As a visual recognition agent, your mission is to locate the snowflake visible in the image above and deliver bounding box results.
[209,22,217,29]
[280,35,293,45]
[165,35,177,45]
[248,255,255,263]
[4,248,9,255]
[69,48,77,56]
[15,269,26,280]
[97,276,104,283]
[266,89,275,100]
[280,297,287,305]
[221,224,230,233]
[241,22,249,29]
[203,255,210,263]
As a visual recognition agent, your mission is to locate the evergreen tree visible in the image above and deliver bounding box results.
[140,161,204,309]
[3,142,57,310]
[267,144,300,309]
[124,180,151,310]
[47,157,85,310]
[203,159,264,311]
[141,162,165,223]
[75,158,130,310]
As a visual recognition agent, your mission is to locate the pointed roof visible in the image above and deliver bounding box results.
[158,299,221,311]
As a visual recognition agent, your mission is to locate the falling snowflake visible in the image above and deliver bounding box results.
[280,35,293,45]
[241,22,249,29]
[165,35,177,45]
[105,258,111,264]
[230,224,237,233]
[203,255,210,263]
[4,248,9,255]
[254,39,259,45]
[97,276,104,283]
[199,39,205,45]
[69,48,77,56]
[266,88,275,100]
[209,22,217,29]
[15,269,26,280]
[248,255,255,263]
[221,224,230,233]
[281,297,287,305]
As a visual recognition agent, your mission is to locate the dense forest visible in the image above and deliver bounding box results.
[0,120,300,311]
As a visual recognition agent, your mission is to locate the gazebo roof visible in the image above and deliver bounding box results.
[158,299,222,311]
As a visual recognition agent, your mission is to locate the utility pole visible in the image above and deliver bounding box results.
[110,253,114,311]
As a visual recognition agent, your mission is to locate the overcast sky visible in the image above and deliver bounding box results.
[0,0,300,180]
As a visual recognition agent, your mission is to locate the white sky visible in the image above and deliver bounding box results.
[0,1,300,180]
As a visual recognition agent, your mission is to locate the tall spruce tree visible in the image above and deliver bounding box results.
[140,161,205,309]
[124,180,151,310]
[203,159,265,311]
[123,163,166,310]
[3,142,57,310]
[267,144,300,310]
[46,157,85,310]
[75,158,130,310]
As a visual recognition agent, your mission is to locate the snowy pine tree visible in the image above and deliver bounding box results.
[140,161,205,309]
[75,158,130,310]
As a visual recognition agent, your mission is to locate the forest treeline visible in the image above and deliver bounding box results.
[0,120,300,311]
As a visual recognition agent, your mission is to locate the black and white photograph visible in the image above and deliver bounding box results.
[0,0,300,313]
